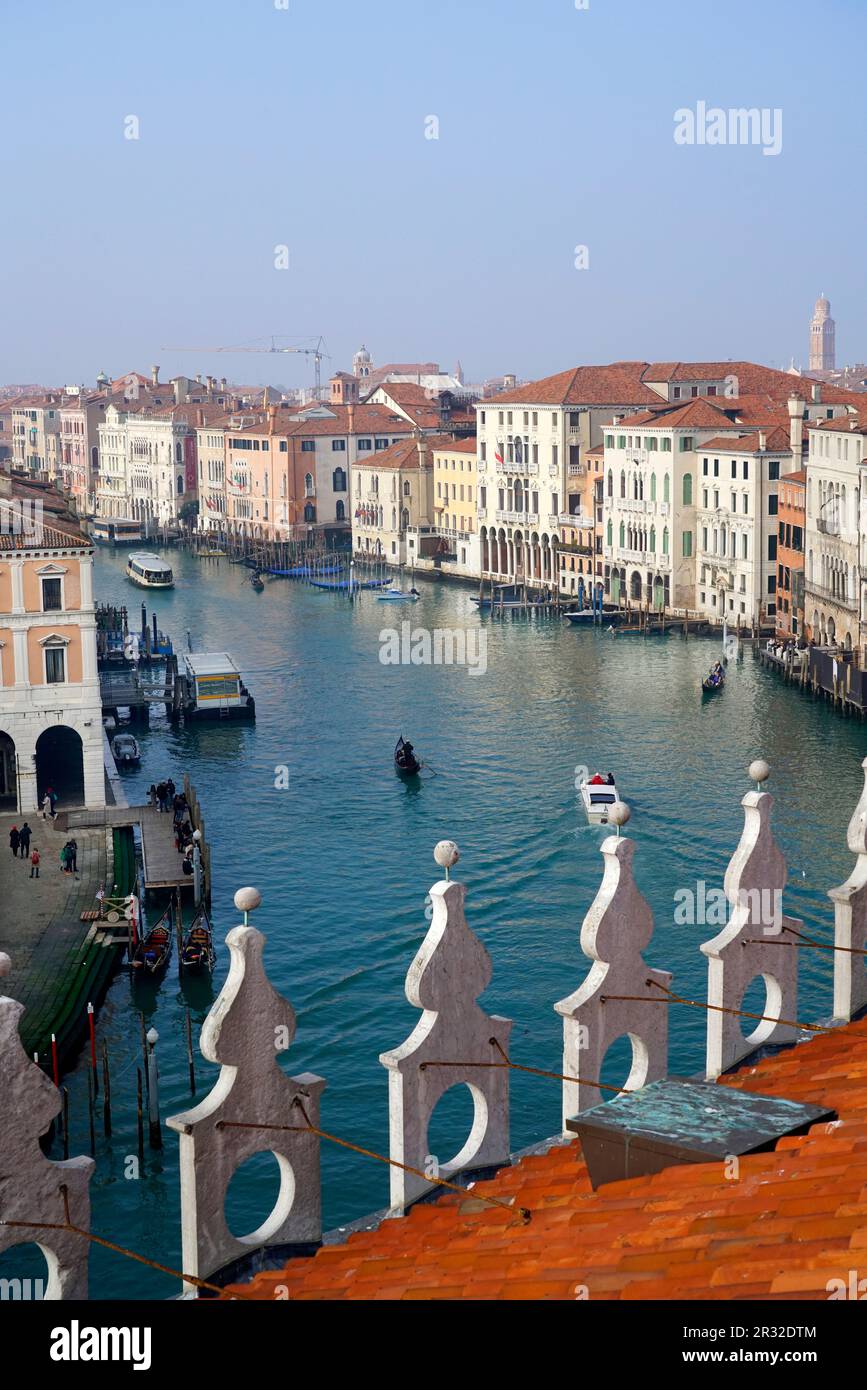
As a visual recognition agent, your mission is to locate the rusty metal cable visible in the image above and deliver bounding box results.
[0,1184,245,1299]
[216,1102,531,1224]
[781,922,867,957]
[420,1037,627,1096]
[599,978,836,1035]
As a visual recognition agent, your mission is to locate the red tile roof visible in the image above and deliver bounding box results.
[485,364,663,408]
[698,427,792,454]
[223,1017,867,1301]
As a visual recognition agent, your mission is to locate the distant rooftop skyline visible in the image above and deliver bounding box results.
[1,0,864,387]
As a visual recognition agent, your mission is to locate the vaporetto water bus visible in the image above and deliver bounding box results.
[125,552,174,589]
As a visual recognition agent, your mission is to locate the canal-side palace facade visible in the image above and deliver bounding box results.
[0,474,104,813]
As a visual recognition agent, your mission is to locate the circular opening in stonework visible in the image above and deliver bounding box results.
[223,1150,295,1245]
[740,973,780,1046]
[599,1032,648,1103]
[0,1242,48,1300]
[425,1082,488,1178]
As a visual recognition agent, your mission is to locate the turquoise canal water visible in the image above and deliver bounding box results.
[7,546,866,1299]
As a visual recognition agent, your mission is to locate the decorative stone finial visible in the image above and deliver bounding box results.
[701,786,799,1079]
[555,834,671,1128]
[608,801,630,834]
[380,867,511,1213]
[434,840,460,878]
[749,759,770,788]
[166,926,326,1290]
[0,952,10,979]
[146,1028,158,1047]
[0,989,94,1297]
[828,757,867,1022]
[233,886,262,924]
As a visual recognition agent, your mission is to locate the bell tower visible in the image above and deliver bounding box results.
[809,294,835,372]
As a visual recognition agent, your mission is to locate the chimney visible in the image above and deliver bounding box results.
[268,405,277,436]
[173,379,183,405]
[812,382,821,403]
[787,394,806,470]
[221,378,227,391]
[759,431,767,451]
[151,365,160,386]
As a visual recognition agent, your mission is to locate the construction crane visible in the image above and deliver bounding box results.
[160,336,330,397]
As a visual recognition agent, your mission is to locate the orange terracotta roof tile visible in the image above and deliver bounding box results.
[223,1016,867,1302]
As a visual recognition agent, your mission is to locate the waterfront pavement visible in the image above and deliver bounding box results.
[0,810,108,1039]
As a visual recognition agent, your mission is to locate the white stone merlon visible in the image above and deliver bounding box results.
[701,786,801,1080]
[829,756,867,1023]
[0,953,94,1299]
[380,869,512,1214]
[166,922,326,1292]
[554,834,671,1132]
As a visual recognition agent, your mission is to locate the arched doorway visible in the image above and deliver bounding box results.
[630,570,642,600]
[35,726,84,809]
[0,731,16,809]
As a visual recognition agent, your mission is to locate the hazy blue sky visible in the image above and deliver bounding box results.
[1,0,864,389]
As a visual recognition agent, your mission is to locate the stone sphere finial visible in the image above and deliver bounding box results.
[434,840,460,879]
[0,952,10,978]
[146,1028,159,1046]
[749,759,770,788]
[234,886,262,914]
[607,801,631,836]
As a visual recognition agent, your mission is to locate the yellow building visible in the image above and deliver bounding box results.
[0,474,103,811]
[432,437,480,576]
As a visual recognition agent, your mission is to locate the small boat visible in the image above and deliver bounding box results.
[131,906,173,977]
[250,573,265,592]
[394,735,421,776]
[180,905,216,973]
[702,666,726,695]
[377,587,420,602]
[578,772,619,823]
[111,732,141,767]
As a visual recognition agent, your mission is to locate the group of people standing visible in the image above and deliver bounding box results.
[148,779,176,813]
[9,822,36,876]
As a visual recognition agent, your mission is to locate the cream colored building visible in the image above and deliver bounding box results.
[0,475,103,812]
[352,435,436,567]
[804,407,867,650]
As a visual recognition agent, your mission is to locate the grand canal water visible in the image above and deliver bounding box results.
[9,545,866,1299]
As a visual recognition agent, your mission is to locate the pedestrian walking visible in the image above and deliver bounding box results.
[46,785,59,814]
[30,847,40,879]
[42,793,54,820]
[166,778,176,801]
[156,781,167,812]
[67,838,78,873]
[9,826,19,856]
[60,844,69,873]
[18,822,31,858]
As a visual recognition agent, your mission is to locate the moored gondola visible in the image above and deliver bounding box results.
[131,905,173,977]
[394,735,421,776]
[180,905,216,973]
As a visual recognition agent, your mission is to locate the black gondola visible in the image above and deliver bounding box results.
[131,905,173,977]
[180,905,216,973]
[394,735,421,776]
[701,666,726,695]
[250,572,265,592]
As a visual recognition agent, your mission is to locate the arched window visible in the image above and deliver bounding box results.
[662,526,669,555]
[607,470,613,498]
[332,467,347,492]
[176,475,184,495]
[682,473,693,505]
[305,472,314,497]
[403,480,411,497]
[304,503,316,522]
[649,526,656,553]
[620,470,626,499]
[336,500,345,521]
[650,473,657,502]
[619,520,625,548]
[401,508,410,529]
[663,474,670,504]
[607,518,613,546]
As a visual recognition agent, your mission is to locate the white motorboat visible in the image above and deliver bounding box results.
[579,772,619,823]
[377,588,420,602]
[111,732,141,767]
